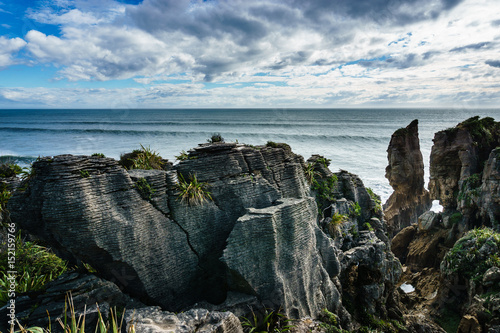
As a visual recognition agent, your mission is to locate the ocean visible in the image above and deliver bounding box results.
[1,108,500,203]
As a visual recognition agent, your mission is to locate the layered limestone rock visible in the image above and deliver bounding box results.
[429,116,500,212]
[222,197,341,319]
[7,143,339,319]
[479,148,500,228]
[305,155,402,324]
[384,120,431,235]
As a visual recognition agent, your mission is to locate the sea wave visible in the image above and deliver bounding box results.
[0,127,388,142]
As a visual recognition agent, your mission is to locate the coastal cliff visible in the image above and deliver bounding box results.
[391,116,500,333]
[384,119,431,236]
[2,116,500,332]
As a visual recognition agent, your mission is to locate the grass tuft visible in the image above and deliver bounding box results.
[176,173,212,206]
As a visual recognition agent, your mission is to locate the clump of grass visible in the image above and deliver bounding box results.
[330,213,348,229]
[176,173,212,206]
[316,157,331,168]
[119,145,163,170]
[0,163,23,178]
[207,133,224,143]
[10,292,136,333]
[91,153,106,158]
[0,184,12,214]
[449,211,463,225]
[303,163,319,184]
[175,150,189,161]
[0,235,67,306]
[241,308,293,333]
[366,188,382,213]
[349,202,362,218]
[442,227,500,281]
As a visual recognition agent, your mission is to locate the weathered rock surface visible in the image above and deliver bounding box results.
[125,307,243,333]
[479,148,500,228]
[223,197,341,319]
[384,120,431,236]
[429,116,500,213]
[7,143,342,319]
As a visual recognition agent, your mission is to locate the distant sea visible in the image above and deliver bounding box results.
[1,108,500,203]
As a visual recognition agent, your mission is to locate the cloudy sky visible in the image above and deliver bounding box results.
[0,0,499,108]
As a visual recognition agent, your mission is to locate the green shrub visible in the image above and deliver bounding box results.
[442,228,500,281]
[312,175,338,202]
[349,202,361,217]
[330,213,348,229]
[363,222,374,232]
[175,150,189,161]
[266,141,279,148]
[316,157,331,168]
[91,153,106,158]
[119,145,163,170]
[318,308,348,333]
[176,173,212,206]
[0,185,12,214]
[241,308,293,333]
[0,163,22,178]
[208,133,224,143]
[0,235,67,306]
[303,163,318,184]
[366,188,382,213]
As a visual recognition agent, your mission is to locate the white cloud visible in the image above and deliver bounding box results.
[0,0,497,106]
[0,36,27,67]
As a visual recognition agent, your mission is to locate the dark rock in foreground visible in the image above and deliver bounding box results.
[8,144,341,319]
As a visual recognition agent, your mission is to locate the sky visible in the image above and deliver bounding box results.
[0,0,499,109]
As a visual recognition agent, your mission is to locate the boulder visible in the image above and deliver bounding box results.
[418,211,439,231]
[384,120,431,235]
[222,197,342,319]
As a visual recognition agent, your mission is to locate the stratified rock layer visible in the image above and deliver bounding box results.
[429,116,500,212]
[8,144,339,319]
[223,197,341,319]
[384,120,431,235]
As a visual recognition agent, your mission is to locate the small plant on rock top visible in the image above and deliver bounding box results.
[208,133,224,143]
[175,150,189,161]
[91,153,106,158]
[176,173,212,206]
[316,157,331,168]
[119,144,163,170]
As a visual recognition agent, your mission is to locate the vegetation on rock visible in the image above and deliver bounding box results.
[208,133,224,143]
[0,235,67,306]
[0,163,23,178]
[135,177,156,201]
[442,228,500,281]
[119,144,163,170]
[366,188,382,213]
[176,173,212,206]
[0,184,12,214]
